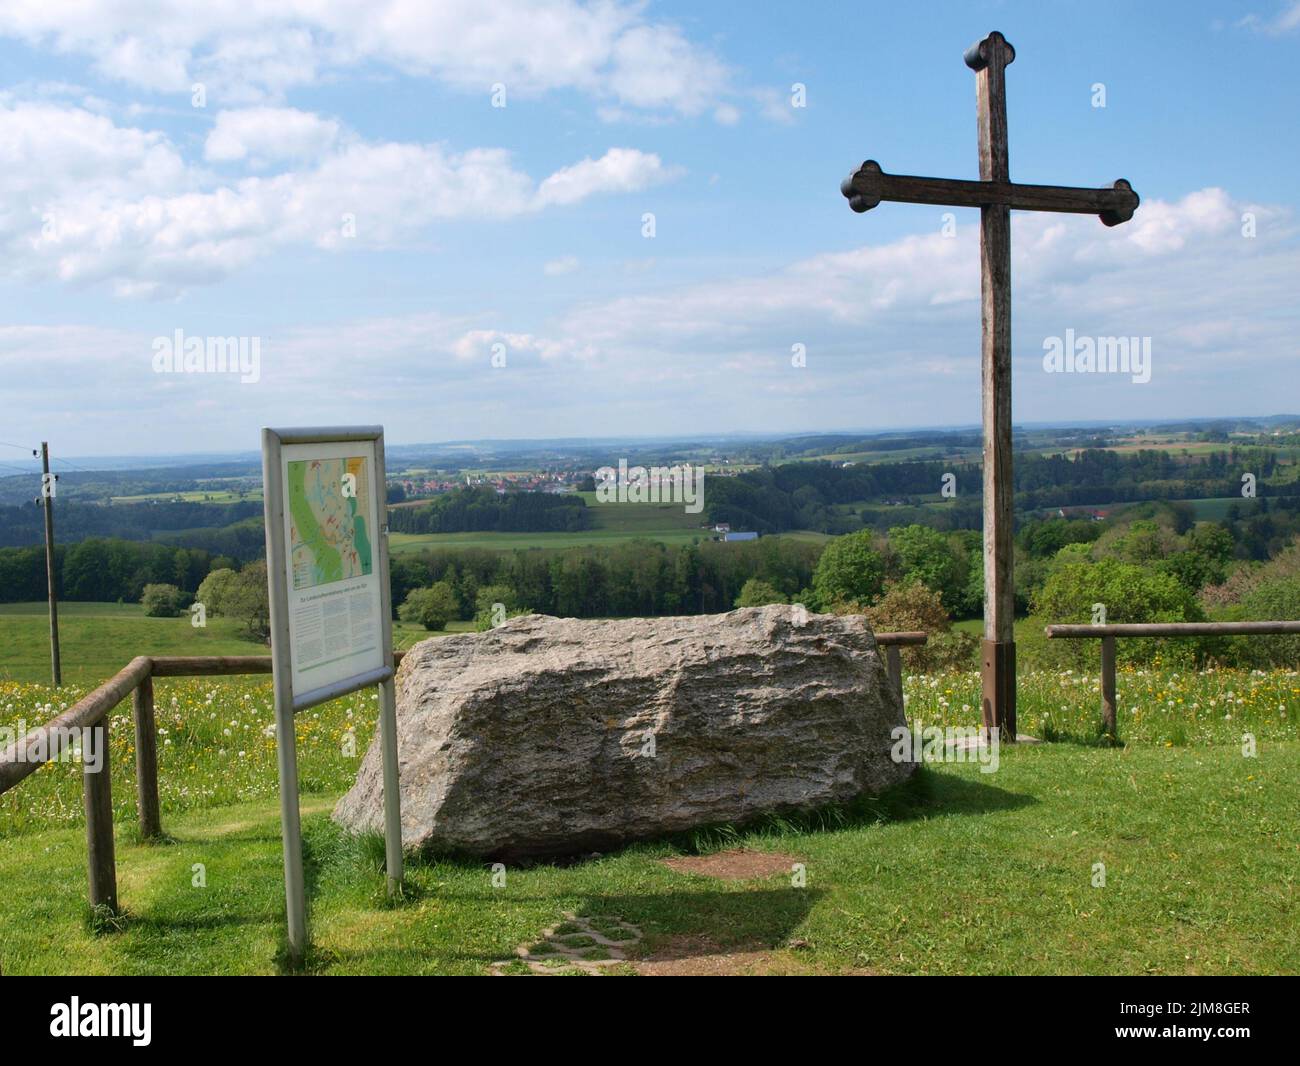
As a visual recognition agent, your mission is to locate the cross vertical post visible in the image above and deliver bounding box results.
[967,31,1017,740]
[839,31,1139,746]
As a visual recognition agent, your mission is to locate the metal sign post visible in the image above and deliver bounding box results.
[261,425,403,964]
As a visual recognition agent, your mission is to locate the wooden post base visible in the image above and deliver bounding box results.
[981,638,1017,741]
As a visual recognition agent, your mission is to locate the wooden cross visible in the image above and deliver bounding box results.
[840,32,1139,740]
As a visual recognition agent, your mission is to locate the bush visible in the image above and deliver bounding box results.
[399,582,458,631]
[836,581,977,673]
[1235,574,1300,667]
[141,582,186,618]
[1028,557,1205,668]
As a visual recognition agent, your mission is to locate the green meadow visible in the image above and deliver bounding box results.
[0,603,464,685]
[1,604,1296,975]
[392,495,714,554]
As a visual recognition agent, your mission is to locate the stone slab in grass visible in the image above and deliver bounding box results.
[662,849,804,881]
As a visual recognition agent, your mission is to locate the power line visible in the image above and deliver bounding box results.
[0,442,91,477]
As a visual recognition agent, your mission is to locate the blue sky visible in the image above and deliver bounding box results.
[0,0,1297,456]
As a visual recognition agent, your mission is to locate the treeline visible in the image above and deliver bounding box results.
[0,539,228,603]
[704,449,1300,534]
[153,518,267,561]
[0,500,262,548]
[705,460,974,533]
[388,487,592,535]
[390,538,823,621]
[0,530,821,620]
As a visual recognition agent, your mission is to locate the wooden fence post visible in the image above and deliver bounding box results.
[1100,635,1117,743]
[132,674,161,841]
[83,717,117,913]
[885,645,903,702]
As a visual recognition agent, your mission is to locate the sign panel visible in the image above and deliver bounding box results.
[280,440,385,702]
[261,426,403,965]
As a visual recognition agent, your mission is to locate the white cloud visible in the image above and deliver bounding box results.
[5,186,1297,453]
[451,329,596,365]
[1238,2,1300,34]
[534,148,681,208]
[0,102,680,295]
[0,1,739,118]
[205,107,340,165]
[544,255,579,276]
[753,87,796,125]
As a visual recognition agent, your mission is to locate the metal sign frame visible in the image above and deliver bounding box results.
[262,425,403,965]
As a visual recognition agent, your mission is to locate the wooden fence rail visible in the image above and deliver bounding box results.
[1045,620,1300,741]
[0,632,927,916]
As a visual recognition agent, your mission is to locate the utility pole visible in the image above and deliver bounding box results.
[38,442,61,687]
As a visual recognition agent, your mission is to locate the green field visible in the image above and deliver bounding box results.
[392,495,714,554]
[111,489,261,504]
[0,603,467,685]
[0,603,1296,974]
[1173,496,1257,521]
[389,494,836,554]
[389,528,711,553]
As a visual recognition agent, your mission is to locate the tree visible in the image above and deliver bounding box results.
[141,582,185,617]
[1107,519,1176,564]
[473,583,529,630]
[226,561,271,642]
[195,568,239,616]
[399,581,458,631]
[811,530,885,609]
[734,578,787,607]
[388,556,430,619]
[63,539,113,601]
[887,524,968,615]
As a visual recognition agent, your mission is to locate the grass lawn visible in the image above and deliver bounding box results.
[2,604,1296,975]
[1,741,1295,975]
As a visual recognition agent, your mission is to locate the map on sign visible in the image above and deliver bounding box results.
[287,457,374,590]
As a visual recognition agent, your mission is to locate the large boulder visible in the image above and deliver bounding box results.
[333,605,912,859]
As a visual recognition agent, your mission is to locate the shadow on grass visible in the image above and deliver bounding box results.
[124,909,274,934]
[630,767,1037,857]
[318,886,827,971]
[395,766,1038,878]
[857,764,1038,824]
[1034,711,1128,748]
[577,886,824,959]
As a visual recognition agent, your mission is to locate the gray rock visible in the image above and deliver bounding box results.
[333,605,912,859]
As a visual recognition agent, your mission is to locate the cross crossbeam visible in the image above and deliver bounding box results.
[841,162,1139,226]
